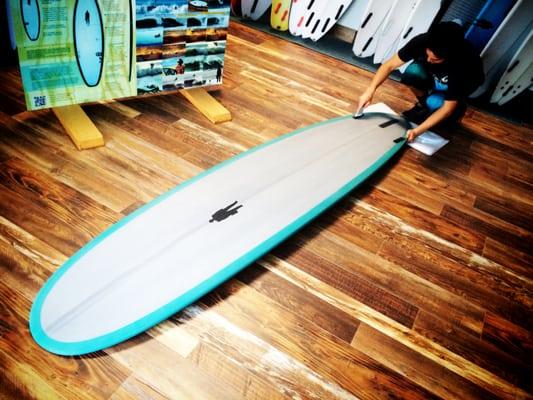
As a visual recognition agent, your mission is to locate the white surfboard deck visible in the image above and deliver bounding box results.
[295,0,328,38]
[352,0,396,58]
[309,0,355,42]
[241,0,271,20]
[396,0,442,73]
[74,0,104,87]
[470,0,533,97]
[373,0,418,64]
[240,0,253,18]
[496,63,533,105]
[251,0,271,20]
[30,104,408,356]
[490,29,533,104]
[289,0,313,36]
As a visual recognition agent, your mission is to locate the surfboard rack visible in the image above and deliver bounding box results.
[180,88,232,124]
[52,88,231,150]
[52,105,105,150]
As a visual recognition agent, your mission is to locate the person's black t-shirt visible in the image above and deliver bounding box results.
[398,33,484,101]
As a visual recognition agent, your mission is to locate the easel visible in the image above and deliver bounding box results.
[53,88,232,150]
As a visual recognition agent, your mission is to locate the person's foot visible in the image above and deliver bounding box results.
[402,103,431,125]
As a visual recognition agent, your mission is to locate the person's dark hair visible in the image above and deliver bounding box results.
[427,21,465,60]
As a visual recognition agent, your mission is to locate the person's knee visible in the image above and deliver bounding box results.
[401,62,432,93]
[425,93,445,111]
[425,95,468,125]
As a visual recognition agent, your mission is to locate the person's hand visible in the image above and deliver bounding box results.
[407,128,423,142]
[356,88,374,115]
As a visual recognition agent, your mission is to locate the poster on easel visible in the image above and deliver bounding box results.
[10,0,230,111]
[10,0,137,110]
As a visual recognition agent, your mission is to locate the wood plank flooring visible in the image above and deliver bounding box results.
[1,22,532,399]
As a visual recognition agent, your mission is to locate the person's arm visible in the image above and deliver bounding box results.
[356,54,405,113]
[406,100,457,141]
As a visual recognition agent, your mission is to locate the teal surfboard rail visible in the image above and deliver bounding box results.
[30,112,408,356]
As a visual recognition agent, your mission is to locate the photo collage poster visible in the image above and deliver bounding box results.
[136,0,230,95]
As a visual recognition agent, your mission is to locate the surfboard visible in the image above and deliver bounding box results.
[250,0,271,20]
[496,63,533,105]
[464,0,517,53]
[6,0,17,49]
[20,0,40,41]
[490,29,532,103]
[74,0,104,87]
[296,0,328,39]
[241,0,271,20]
[30,105,408,356]
[396,0,442,72]
[373,0,418,64]
[470,0,533,97]
[289,0,313,36]
[309,0,355,42]
[240,0,252,18]
[352,0,396,58]
[271,0,291,31]
[299,0,328,39]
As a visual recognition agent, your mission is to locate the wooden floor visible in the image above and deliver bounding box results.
[1,22,532,400]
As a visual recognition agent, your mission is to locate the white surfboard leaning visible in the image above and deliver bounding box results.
[396,0,442,72]
[490,29,533,104]
[30,105,408,356]
[251,0,271,20]
[241,0,271,20]
[289,0,313,36]
[74,0,104,87]
[309,0,355,42]
[496,63,533,105]
[297,0,328,39]
[352,0,396,58]
[240,0,253,18]
[470,0,533,97]
[373,0,418,64]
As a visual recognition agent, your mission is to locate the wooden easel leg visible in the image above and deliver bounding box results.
[52,105,105,150]
[180,88,232,124]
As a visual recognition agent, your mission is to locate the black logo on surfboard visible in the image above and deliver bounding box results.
[210,201,243,223]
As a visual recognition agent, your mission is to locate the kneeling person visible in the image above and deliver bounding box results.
[357,22,484,141]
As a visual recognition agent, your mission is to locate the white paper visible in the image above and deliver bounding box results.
[407,124,449,156]
[363,103,398,114]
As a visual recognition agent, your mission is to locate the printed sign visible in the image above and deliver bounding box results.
[10,0,230,110]
[11,0,136,110]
